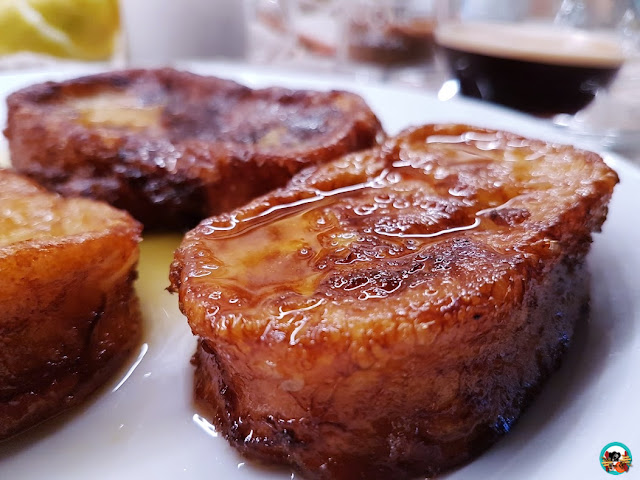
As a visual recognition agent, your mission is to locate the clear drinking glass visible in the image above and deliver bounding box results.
[552,0,640,152]
[435,0,633,115]
[244,0,293,64]
[435,0,640,151]
[338,0,441,86]
[244,0,341,70]
[288,0,341,59]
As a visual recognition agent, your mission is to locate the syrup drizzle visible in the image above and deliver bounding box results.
[185,130,539,314]
[201,167,395,238]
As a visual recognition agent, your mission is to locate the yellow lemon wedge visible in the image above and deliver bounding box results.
[0,0,120,60]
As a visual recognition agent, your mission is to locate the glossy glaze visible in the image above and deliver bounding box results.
[175,125,616,343]
[171,124,618,479]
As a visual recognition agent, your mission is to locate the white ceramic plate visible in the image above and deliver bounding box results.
[0,63,638,480]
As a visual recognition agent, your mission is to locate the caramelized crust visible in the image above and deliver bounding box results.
[4,69,383,230]
[170,124,618,478]
[0,170,142,440]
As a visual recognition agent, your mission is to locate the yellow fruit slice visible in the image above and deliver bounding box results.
[0,0,119,60]
[28,0,120,60]
[0,1,73,58]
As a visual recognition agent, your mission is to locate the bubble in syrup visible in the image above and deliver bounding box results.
[354,204,378,216]
[374,194,393,204]
[392,199,410,209]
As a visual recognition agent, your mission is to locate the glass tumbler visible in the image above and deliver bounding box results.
[434,0,632,116]
[338,0,440,86]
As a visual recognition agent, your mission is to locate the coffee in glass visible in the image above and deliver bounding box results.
[436,21,624,115]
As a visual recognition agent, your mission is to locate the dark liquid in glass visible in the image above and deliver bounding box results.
[436,23,624,115]
[347,18,437,67]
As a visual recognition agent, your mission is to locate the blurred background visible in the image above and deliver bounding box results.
[0,0,639,152]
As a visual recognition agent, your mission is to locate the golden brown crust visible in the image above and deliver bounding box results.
[170,124,617,478]
[192,259,587,479]
[4,68,384,230]
[0,170,142,440]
